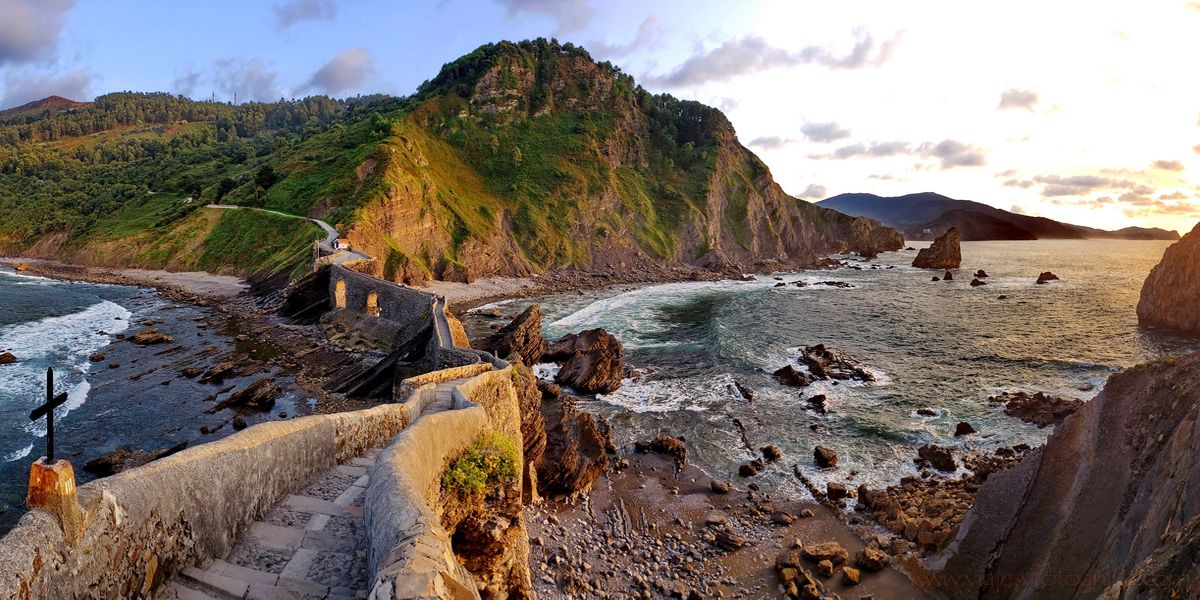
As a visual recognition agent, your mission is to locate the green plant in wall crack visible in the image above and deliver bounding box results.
[441,431,518,497]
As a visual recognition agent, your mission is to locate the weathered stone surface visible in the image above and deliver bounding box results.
[814,446,838,468]
[855,548,889,572]
[913,228,962,269]
[480,304,547,365]
[1137,222,1200,335]
[937,350,1200,599]
[802,542,848,566]
[128,327,174,345]
[917,444,955,472]
[84,442,189,476]
[509,358,546,503]
[536,382,610,497]
[545,328,624,394]
[212,378,282,412]
[989,391,1082,427]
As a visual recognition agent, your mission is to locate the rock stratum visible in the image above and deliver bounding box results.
[1137,222,1200,335]
[934,350,1200,598]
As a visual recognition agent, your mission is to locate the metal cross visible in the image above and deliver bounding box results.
[29,368,69,462]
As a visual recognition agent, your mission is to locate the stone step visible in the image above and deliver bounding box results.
[178,566,248,599]
[162,582,222,600]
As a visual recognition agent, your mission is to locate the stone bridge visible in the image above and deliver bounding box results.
[0,266,527,599]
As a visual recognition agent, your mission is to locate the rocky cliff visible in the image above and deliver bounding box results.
[1137,222,1200,335]
[913,227,962,269]
[344,39,902,284]
[933,350,1200,598]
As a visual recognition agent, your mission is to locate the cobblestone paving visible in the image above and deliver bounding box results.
[161,451,378,600]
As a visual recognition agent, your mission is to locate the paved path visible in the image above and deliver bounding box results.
[162,450,381,600]
[204,204,372,264]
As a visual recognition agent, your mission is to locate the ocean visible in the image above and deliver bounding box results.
[467,240,1200,498]
[0,269,309,535]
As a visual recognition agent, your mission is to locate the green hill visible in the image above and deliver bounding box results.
[0,39,901,282]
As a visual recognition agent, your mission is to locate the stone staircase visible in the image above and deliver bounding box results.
[160,450,381,600]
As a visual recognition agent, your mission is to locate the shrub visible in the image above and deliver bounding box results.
[441,431,518,497]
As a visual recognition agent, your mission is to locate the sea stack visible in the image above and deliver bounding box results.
[912,228,962,270]
[1136,222,1200,335]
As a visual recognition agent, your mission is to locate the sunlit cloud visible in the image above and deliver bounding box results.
[998,88,1039,111]
[799,184,827,199]
[1152,159,1185,171]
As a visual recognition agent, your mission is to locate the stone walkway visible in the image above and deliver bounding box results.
[161,450,380,600]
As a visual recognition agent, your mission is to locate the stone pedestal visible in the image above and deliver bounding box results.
[27,458,84,545]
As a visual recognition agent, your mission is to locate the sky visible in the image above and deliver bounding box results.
[1,0,1198,234]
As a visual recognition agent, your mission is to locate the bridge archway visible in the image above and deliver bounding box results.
[366,291,380,317]
[335,279,347,309]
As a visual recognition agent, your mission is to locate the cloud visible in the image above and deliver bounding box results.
[748,136,794,150]
[298,47,373,95]
[994,169,1018,177]
[1,68,90,109]
[589,15,665,58]
[824,141,909,159]
[999,88,1039,111]
[1160,191,1189,200]
[1152,159,1185,171]
[800,121,851,143]
[929,139,986,168]
[214,58,281,102]
[1194,144,1200,154]
[0,0,74,66]
[495,0,594,34]
[273,0,336,29]
[1004,178,1034,188]
[799,184,827,199]
[716,97,739,113]
[645,31,900,88]
[1010,203,1034,215]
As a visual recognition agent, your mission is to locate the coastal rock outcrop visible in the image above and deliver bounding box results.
[536,382,611,497]
[936,350,1200,598]
[0,352,16,365]
[1137,222,1200,335]
[481,304,547,365]
[1035,271,1059,284]
[210,378,281,412]
[128,328,173,345]
[912,227,962,269]
[545,328,624,394]
[988,390,1082,427]
[781,344,875,382]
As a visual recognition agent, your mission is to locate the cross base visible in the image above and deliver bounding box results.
[27,457,83,546]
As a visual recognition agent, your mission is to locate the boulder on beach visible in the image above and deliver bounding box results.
[913,228,962,269]
[1137,222,1200,335]
[0,352,16,365]
[545,328,624,394]
[14,263,29,272]
[917,444,956,471]
[88,353,105,362]
[1036,271,1060,284]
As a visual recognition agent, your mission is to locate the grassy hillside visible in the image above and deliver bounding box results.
[0,40,900,283]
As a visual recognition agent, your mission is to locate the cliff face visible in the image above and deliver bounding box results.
[934,350,1200,598]
[1137,222,1200,335]
[345,40,902,284]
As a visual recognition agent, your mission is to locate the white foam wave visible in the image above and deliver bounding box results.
[594,373,740,413]
[0,300,131,429]
[2,443,32,463]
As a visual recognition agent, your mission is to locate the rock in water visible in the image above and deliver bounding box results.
[814,446,838,468]
[937,349,1200,598]
[545,328,624,394]
[84,442,188,476]
[1137,222,1200,335]
[969,278,987,286]
[480,304,547,364]
[773,365,813,387]
[954,421,976,436]
[912,228,962,269]
[943,270,954,281]
[0,352,16,365]
[989,391,1082,427]
[975,269,989,278]
[1035,271,1060,284]
[917,444,956,471]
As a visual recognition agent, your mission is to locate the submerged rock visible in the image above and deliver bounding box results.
[989,391,1082,427]
[969,278,987,287]
[913,228,962,269]
[1137,222,1200,335]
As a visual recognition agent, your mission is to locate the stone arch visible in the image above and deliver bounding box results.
[366,291,380,317]
[335,279,347,309]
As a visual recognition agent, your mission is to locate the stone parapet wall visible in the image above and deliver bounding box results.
[0,404,413,598]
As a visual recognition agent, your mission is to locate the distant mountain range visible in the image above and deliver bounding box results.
[817,192,1180,241]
